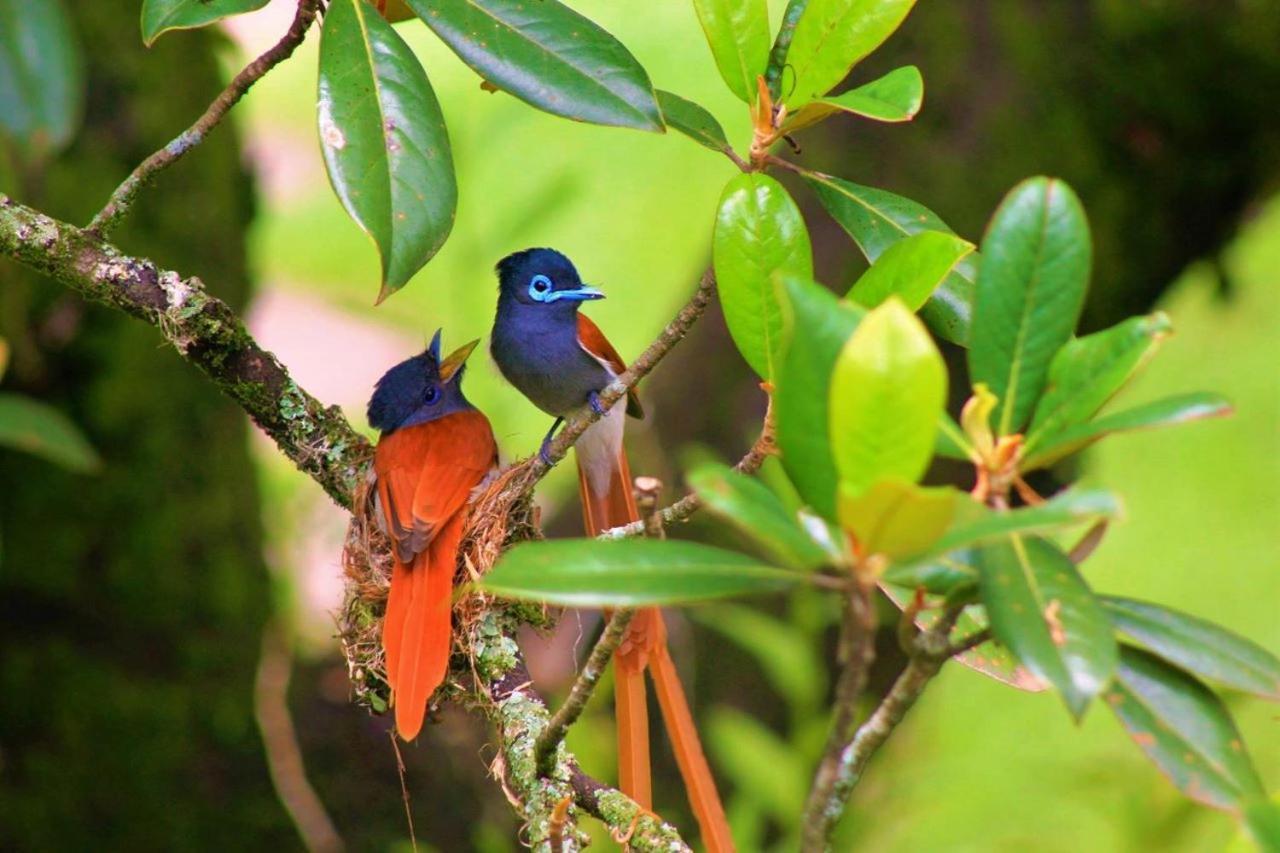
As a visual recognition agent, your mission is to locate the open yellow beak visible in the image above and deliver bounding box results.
[438,338,480,382]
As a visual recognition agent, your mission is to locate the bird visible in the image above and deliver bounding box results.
[367,330,497,741]
[489,248,733,852]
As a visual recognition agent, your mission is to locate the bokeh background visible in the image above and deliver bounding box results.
[1,0,1277,850]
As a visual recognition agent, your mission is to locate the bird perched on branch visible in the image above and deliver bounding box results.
[368,331,497,741]
[489,248,733,852]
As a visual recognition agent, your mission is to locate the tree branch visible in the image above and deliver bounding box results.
[87,0,322,236]
[0,195,370,508]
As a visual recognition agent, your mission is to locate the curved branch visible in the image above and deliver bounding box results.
[0,195,370,507]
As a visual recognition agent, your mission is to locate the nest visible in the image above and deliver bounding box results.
[338,463,549,715]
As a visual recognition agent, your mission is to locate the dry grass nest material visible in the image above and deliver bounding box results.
[338,463,546,713]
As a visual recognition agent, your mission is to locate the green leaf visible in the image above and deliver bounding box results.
[707,707,808,824]
[846,230,973,312]
[926,489,1121,557]
[409,0,663,132]
[656,90,730,153]
[691,0,771,103]
[882,549,978,596]
[1242,798,1280,852]
[713,173,812,378]
[969,177,1092,436]
[805,173,974,344]
[687,463,829,570]
[319,0,456,299]
[140,0,269,45]
[935,412,972,461]
[785,0,917,105]
[979,535,1117,719]
[0,392,100,473]
[1108,646,1265,810]
[0,0,83,154]
[829,299,946,494]
[1021,392,1232,471]
[1024,312,1173,455]
[480,539,801,606]
[1103,597,1280,701]
[694,604,827,713]
[837,479,957,559]
[786,64,923,131]
[775,277,865,520]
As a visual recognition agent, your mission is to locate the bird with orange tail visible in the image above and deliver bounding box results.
[489,249,734,852]
[368,331,497,741]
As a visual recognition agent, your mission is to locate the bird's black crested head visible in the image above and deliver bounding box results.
[494,247,604,307]
[367,330,477,434]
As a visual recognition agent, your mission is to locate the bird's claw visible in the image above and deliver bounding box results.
[538,437,555,467]
[588,391,607,417]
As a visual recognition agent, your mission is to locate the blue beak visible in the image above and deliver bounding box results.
[552,285,605,302]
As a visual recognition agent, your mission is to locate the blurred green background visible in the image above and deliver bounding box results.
[1,0,1277,850]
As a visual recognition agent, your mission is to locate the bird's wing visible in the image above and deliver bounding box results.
[374,411,497,562]
[576,313,644,418]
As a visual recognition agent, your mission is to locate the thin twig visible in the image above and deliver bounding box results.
[87,0,322,236]
[762,154,810,176]
[388,731,418,852]
[598,402,776,539]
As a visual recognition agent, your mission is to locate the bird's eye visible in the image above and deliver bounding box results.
[423,386,439,404]
[528,274,552,301]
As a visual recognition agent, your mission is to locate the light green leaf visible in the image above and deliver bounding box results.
[1109,646,1265,810]
[410,0,663,132]
[1240,797,1280,852]
[140,0,269,45]
[1103,597,1280,701]
[969,177,1092,435]
[0,392,100,473]
[979,535,1117,719]
[713,173,812,378]
[786,64,922,131]
[1021,392,1232,471]
[707,706,808,824]
[688,463,829,570]
[846,230,973,311]
[0,0,83,154]
[691,0,771,103]
[1024,312,1173,455]
[829,299,946,494]
[694,604,827,714]
[838,479,958,559]
[882,549,978,596]
[775,277,864,520]
[805,173,974,344]
[480,539,801,606]
[657,90,730,153]
[935,412,973,461]
[785,0,917,105]
[319,0,456,299]
[926,489,1121,557]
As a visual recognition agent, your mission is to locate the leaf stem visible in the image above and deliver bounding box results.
[87,0,322,236]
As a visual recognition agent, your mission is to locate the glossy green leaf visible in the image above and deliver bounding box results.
[775,278,864,520]
[656,90,730,153]
[691,0,771,103]
[1024,312,1172,455]
[969,177,1092,435]
[0,0,83,154]
[846,230,974,311]
[883,583,1047,691]
[927,489,1121,557]
[785,0,917,105]
[1103,597,1280,700]
[787,64,922,131]
[882,549,978,596]
[480,539,800,606]
[713,173,812,378]
[1021,392,1232,471]
[829,299,946,494]
[410,0,663,132]
[694,604,827,713]
[140,0,268,45]
[319,0,456,299]
[838,479,957,558]
[688,463,829,570]
[1108,646,1265,810]
[805,173,974,344]
[1241,798,1280,852]
[979,535,1117,719]
[0,393,100,473]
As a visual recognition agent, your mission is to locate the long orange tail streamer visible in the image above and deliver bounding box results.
[577,448,735,852]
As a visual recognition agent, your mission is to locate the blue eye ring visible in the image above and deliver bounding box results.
[528,274,553,301]
[423,385,439,404]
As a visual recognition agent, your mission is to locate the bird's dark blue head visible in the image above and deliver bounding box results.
[368,330,479,434]
[495,248,604,310]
